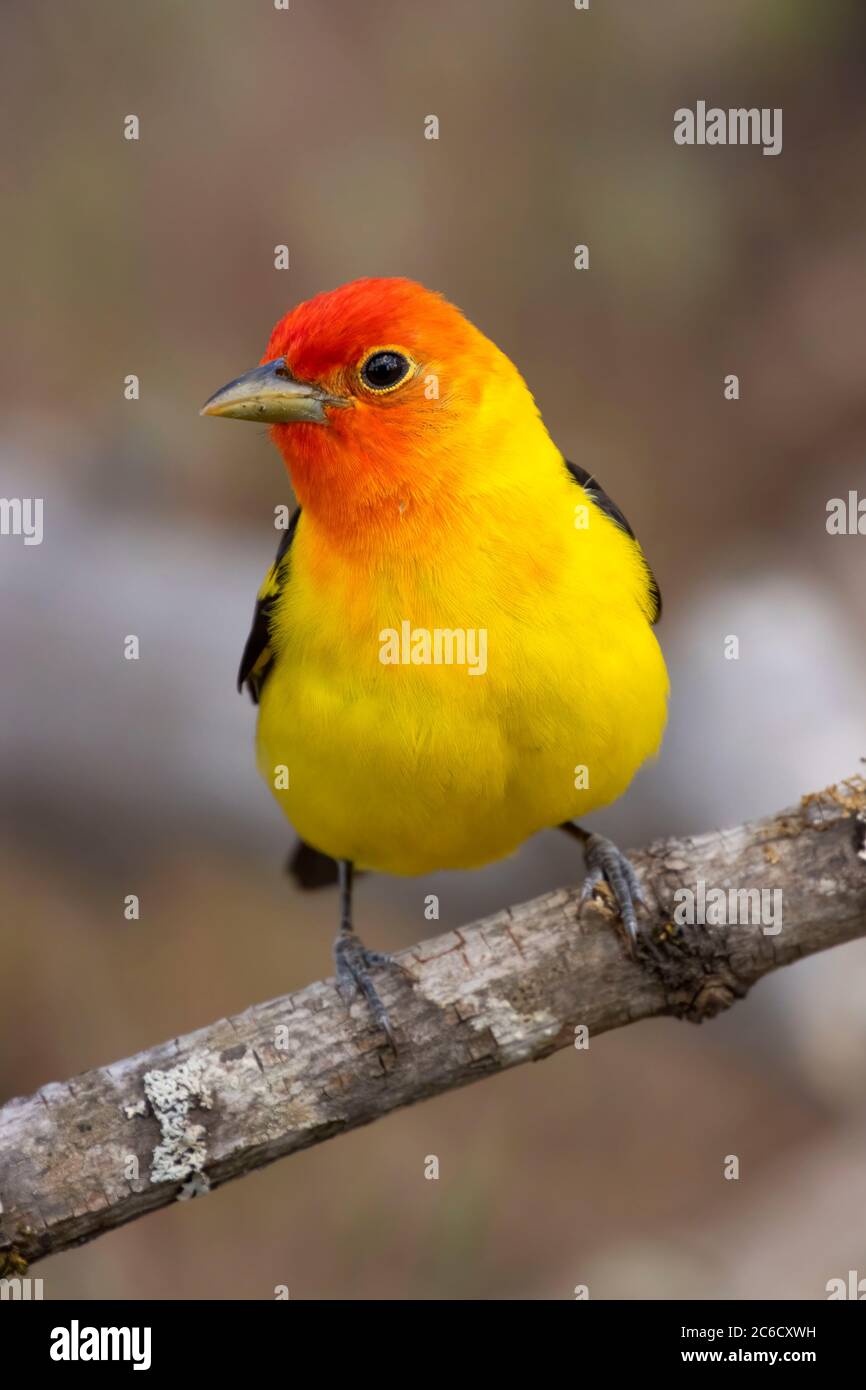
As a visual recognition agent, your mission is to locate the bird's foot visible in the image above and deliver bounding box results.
[334,930,400,1048]
[579,832,646,944]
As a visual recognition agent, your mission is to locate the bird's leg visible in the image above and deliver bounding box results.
[333,859,398,1047]
[561,822,646,943]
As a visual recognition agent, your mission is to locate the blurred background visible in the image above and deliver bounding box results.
[2,0,866,1299]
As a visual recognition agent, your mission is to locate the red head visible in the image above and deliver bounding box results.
[202,277,544,542]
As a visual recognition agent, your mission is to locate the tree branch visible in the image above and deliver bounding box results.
[2,777,865,1270]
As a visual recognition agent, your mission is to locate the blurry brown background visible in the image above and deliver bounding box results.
[2,0,866,1299]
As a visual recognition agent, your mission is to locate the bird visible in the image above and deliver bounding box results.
[201,277,668,1044]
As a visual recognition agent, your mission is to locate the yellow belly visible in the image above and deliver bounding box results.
[253,441,668,877]
[256,594,668,876]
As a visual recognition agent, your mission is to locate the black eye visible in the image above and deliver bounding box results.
[361,350,411,392]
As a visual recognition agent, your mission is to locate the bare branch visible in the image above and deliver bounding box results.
[2,777,865,1270]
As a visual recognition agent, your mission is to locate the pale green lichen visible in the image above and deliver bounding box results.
[142,1055,213,1190]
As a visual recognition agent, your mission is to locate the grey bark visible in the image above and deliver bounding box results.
[1,777,865,1271]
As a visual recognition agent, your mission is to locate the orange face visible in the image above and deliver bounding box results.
[203,277,514,536]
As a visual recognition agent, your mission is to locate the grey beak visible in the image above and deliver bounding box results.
[200,358,341,424]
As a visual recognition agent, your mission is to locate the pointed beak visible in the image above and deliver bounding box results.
[200,358,343,424]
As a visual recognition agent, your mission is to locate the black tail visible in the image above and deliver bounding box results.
[287,840,340,890]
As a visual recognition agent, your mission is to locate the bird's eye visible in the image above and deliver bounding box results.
[360,350,412,393]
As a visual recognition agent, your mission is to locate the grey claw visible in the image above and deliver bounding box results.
[580,833,645,942]
[335,933,398,1046]
[578,865,603,907]
[623,857,646,907]
[362,949,391,967]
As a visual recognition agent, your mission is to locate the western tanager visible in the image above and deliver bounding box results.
[202,278,668,1041]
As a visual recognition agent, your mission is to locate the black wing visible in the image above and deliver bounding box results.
[239,509,341,889]
[565,460,662,624]
[238,507,301,703]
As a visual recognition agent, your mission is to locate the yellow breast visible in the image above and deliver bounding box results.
[255,455,668,875]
